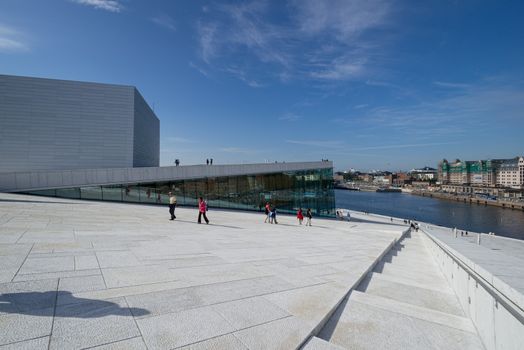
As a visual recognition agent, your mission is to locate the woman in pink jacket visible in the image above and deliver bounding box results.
[198,197,209,224]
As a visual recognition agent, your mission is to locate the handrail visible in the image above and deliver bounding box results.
[421,228,524,324]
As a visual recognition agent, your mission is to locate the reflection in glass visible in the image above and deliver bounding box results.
[24,168,335,217]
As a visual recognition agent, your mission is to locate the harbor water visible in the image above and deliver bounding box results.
[335,189,524,240]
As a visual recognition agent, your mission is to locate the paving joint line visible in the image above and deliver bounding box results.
[46,278,60,350]
[172,315,293,349]
[122,297,149,350]
[93,252,108,289]
[0,335,49,348]
[11,243,35,282]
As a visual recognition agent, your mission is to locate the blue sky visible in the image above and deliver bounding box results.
[1,0,523,171]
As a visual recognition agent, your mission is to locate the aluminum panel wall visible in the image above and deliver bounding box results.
[133,89,160,167]
[0,75,138,172]
[0,161,333,192]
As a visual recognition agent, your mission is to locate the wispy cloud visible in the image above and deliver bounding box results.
[219,147,260,154]
[351,142,459,151]
[151,14,176,31]
[224,66,264,88]
[0,24,29,53]
[189,61,209,77]
[197,21,218,64]
[309,56,366,80]
[279,113,302,122]
[293,0,390,40]
[165,137,194,143]
[433,81,471,89]
[196,0,392,85]
[286,139,345,148]
[72,0,123,13]
[335,78,524,141]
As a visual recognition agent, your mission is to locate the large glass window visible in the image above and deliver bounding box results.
[25,168,335,217]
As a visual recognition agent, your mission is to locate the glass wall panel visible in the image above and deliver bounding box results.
[56,187,80,199]
[139,183,157,204]
[183,180,198,206]
[207,178,219,208]
[27,167,335,217]
[80,186,102,200]
[216,177,230,208]
[123,184,140,202]
[227,176,239,209]
[28,189,57,197]
[102,185,122,201]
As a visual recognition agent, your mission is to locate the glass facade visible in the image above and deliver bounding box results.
[26,168,336,217]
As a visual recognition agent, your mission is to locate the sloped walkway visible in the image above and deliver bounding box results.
[0,193,405,349]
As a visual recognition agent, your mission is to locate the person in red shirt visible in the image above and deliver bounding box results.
[264,202,271,223]
[297,208,304,225]
[198,197,209,224]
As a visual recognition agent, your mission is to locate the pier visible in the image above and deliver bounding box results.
[0,193,522,349]
[414,190,524,211]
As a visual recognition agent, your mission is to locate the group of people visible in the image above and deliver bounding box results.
[168,194,313,226]
[168,192,210,224]
[264,202,313,226]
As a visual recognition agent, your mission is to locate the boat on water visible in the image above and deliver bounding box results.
[376,187,402,193]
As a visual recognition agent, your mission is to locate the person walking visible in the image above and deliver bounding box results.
[168,192,177,220]
[297,208,304,225]
[264,202,271,223]
[198,197,209,224]
[271,206,278,224]
[206,159,209,165]
[306,208,313,226]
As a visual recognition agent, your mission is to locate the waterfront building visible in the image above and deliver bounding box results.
[438,156,524,188]
[373,174,392,186]
[496,157,524,188]
[409,166,437,181]
[0,74,335,216]
[392,172,411,187]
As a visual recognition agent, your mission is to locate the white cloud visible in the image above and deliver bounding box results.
[433,81,471,89]
[352,142,459,151]
[340,78,524,141]
[198,22,218,64]
[292,0,390,40]
[219,147,259,154]
[286,139,345,148]
[151,14,176,31]
[0,24,28,53]
[72,0,123,13]
[196,0,392,85]
[165,137,193,143]
[279,113,302,122]
[223,66,263,88]
[310,56,366,80]
[189,61,209,77]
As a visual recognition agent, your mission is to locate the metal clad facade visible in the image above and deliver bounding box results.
[0,74,159,173]
[133,89,160,167]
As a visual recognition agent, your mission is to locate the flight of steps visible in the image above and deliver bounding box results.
[303,230,485,350]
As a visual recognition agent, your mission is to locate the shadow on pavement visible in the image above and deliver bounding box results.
[0,291,149,318]
[170,219,243,229]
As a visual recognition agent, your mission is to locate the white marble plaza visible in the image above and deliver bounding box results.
[0,193,406,349]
